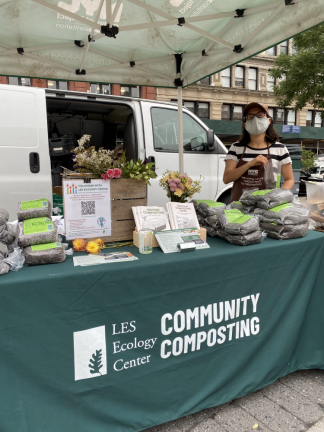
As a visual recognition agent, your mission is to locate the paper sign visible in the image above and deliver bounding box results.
[292,125,301,133]
[282,125,292,133]
[63,179,111,240]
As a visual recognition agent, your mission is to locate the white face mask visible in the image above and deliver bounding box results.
[245,116,270,135]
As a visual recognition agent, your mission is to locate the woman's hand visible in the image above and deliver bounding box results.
[248,155,269,167]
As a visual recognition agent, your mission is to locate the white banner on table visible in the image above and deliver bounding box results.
[63,180,111,240]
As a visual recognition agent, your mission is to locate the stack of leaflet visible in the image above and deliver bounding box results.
[167,202,200,230]
[132,206,170,231]
[17,199,66,266]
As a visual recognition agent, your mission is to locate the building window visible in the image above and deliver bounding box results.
[183,101,195,115]
[235,66,244,88]
[280,40,288,54]
[271,108,296,125]
[307,111,324,127]
[268,46,276,56]
[292,40,297,55]
[198,102,209,118]
[90,83,111,95]
[221,68,231,88]
[9,77,31,86]
[248,68,257,90]
[287,109,296,126]
[121,86,140,97]
[199,77,210,85]
[221,104,231,121]
[221,104,244,121]
[8,77,19,86]
[47,80,68,90]
[267,73,275,92]
[306,111,312,127]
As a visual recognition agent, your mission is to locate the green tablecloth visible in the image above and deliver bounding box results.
[1,231,324,432]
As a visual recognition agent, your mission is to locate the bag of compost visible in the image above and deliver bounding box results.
[0,208,9,227]
[226,201,255,214]
[206,215,221,229]
[18,217,58,248]
[254,203,309,225]
[218,209,260,235]
[24,242,66,266]
[17,198,52,222]
[240,188,293,209]
[260,221,309,240]
[215,228,263,246]
[193,200,225,217]
[0,243,9,276]
[205,225,218,237]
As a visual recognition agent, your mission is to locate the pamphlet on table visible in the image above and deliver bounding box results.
[166,202,200,230]
[154,228,209,253]
[73,252,138,267]
[132,206,170,231]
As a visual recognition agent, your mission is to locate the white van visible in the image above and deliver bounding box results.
[0,85,231,217]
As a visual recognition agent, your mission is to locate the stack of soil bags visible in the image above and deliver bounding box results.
[18,199,65,266]
[216,209,263,246]
[241,188,293,210]
[192,200,226,237]
[0,208,16,253]
[0,243,9,276]
[254,202,309,240]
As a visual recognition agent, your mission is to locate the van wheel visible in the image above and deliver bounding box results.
[218,190,231,205]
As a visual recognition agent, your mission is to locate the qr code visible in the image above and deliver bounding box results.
[81,201,95,216]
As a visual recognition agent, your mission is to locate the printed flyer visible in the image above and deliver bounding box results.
[63,179,111,240]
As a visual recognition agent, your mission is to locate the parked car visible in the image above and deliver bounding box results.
[0,85,231,217]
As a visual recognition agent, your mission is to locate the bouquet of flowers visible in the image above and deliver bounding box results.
[159,170,203,203]
[72,134,114,178]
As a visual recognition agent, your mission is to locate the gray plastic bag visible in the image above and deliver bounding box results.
[241,188,293,209]
[0,243,9,275]
[260,221,309,240]
[218,209,260,235]
[206,215,221,229]
[255,203,309,225]
[24,242,66,266]
[18,218,58,248]
[17,198,52,222]
[216,228,263,246]
[226,201,255,214]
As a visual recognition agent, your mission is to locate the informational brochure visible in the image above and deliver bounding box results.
[132,206,170,231]
[154,228,209,254]
[167,202,199,230]
[73,252,138,267]
[63,179,111,240]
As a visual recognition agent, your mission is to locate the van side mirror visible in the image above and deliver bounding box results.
[207,129,215,151]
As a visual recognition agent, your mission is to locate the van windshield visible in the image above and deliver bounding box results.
[151,108,207,152]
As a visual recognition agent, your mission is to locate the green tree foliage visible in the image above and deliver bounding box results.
[269,24,324,117]
[301,146,318,172]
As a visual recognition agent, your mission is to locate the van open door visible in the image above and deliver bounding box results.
[0,85,52,218]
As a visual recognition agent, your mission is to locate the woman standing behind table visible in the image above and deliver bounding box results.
[223,102,295,203]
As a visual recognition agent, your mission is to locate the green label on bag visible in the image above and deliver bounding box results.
[235,201,242,205]
[224,209,251,224]
[31,242,62,251]
[251,190,272,196]
[21,199,48,210]
[24,217,51,226]
[276,174,281,189]
[270,203,293,213]
[24,221,54,235]
[196,200,225,207]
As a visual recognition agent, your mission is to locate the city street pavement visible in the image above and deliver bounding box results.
[143,370,324,432]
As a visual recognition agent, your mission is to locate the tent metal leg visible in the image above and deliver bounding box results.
[177,86,184,174]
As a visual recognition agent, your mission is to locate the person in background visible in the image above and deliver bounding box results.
[223,102,295,203]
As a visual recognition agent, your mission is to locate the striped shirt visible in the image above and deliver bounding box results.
[225,142,292,184]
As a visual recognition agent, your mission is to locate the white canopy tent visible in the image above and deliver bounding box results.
[0,0,324,172]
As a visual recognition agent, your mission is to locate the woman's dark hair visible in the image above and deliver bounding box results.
[238,117,279,146]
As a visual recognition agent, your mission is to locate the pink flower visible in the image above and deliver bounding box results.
[168,179,174,184]
[113,168,122,178]
[178,183,185,190]
[170,185,177,192]
[101,173,109,180]
[187,177,192,183]
[173,179,180,184]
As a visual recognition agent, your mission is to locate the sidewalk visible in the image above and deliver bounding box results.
[144,370,324,432]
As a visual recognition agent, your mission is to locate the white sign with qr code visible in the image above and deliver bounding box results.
[63,179,111,240]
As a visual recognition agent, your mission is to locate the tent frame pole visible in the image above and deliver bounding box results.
[177,86,184,175]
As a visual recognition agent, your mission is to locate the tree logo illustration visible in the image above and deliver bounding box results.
[89,349,103,376]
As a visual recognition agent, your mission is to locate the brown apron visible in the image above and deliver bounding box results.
[230,144,274,203]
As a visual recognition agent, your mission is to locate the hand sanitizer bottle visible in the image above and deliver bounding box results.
[139,216,153,254]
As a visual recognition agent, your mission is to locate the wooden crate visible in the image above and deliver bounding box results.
[63,178,146,243]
